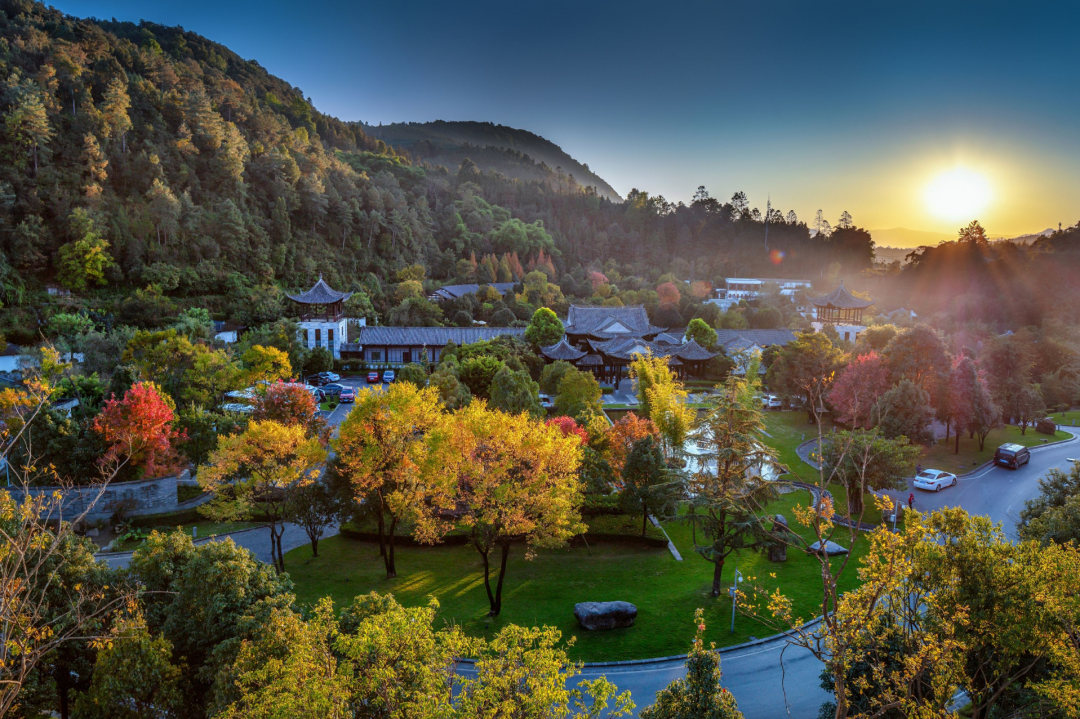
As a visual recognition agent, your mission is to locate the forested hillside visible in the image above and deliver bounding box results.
[364,119,623,201]
[0,0,887,344]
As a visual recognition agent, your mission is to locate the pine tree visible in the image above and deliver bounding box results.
[101,76,131,152]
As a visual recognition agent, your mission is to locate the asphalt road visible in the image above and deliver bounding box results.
[881,427,1079,539]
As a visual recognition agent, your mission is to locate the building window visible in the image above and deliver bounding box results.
[328,328,334,343]
[315,328,321,348]
[369,350,383,362]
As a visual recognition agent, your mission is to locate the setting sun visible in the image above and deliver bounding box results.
[924,166,993,221]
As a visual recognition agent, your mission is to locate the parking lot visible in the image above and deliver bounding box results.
[315,375,386,428]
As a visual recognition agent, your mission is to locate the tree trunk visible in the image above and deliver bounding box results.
[641,500,649,537]
[492,540,511,616]
[384,516,397,579]
[376,509,386,558]
[955,429,960,454]
[309,532,319,557]
[711,558,726,597]
[270,522,285,572]
[847,487,864,519]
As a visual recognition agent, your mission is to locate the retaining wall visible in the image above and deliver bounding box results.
[3,469,191,523]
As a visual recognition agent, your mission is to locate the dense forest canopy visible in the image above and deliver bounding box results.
[0,0,1076,345]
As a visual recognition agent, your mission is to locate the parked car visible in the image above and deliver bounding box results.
[538,393,553,409]
[913,469,957,492]
[765,395,783,409]
[994,443,1030,469]
[366,371,381,383]
[307,375,326,387]
[317,371,341,382]
[382,370,396,383]
[322,383,346,397]
[339,388,355,403]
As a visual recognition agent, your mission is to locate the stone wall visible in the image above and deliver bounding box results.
[3,470,189,523]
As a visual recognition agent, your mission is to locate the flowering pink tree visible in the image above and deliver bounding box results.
[93,381,185,477]
[828,351,892,428]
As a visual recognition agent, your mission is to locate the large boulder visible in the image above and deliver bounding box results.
[1036,417,1057,435]
[808,540,849,556]
[574,601,637,631]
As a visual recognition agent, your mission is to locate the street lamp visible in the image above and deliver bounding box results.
[729,565,744,633]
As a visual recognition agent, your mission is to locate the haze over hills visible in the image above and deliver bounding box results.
[364,120,622,201]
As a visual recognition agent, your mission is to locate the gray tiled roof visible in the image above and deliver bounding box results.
[714,329,797,348]
[563,305,666,338]
[430,282,516,300]
[355,326,526,347]
[540,338,586,361]
[589,336,717,362]
[286,277,353,304]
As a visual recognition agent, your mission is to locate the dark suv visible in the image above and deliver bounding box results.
[994,443,1030,469]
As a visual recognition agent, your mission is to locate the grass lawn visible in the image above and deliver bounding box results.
[761,410,836,481]
[320,400,339,411]
[919,425,1071,475]
[284,489,870,661]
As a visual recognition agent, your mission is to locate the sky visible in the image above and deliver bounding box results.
[54,0,1080,241]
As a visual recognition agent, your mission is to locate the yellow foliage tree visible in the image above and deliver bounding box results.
[440,402,584,616]
[332,382,452,579]
[198,419,327,572]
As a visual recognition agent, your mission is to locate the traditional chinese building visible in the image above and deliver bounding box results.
[542,305,717,387]
[808,281,873,342]
[287,276,352,359]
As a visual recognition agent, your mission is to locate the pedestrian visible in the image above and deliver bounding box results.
[916,463,922,475]
[908,492,914,511]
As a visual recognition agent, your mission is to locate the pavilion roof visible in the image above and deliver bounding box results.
[287,276,353,305]
[540,338,587,362]
[807,281,872,309]
[674,339,717,361]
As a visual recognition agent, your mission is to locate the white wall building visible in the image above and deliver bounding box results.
[720,277,813,300]
[286,277,358,360]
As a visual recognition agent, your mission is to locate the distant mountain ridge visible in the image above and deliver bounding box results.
[870,226,1055,249]
[364,120,622,201]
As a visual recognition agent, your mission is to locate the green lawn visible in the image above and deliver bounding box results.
[320,400,339,411]
[762,410,836,481]
[284,490,870,661]
[919,425,1071,475]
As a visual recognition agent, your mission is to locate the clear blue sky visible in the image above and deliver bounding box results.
[55,0,1080,237]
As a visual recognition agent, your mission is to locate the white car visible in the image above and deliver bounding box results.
[913,469,957,492]
[538,393,553,409]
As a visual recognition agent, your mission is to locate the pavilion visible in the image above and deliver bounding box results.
[808,281,873,342]
[287,276,352,359]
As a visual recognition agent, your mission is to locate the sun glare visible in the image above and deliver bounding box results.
[924,167,992,221]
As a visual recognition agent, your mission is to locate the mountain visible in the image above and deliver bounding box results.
[868,227,954,248]
[364,120,622,201]
[1001,228,1054,245]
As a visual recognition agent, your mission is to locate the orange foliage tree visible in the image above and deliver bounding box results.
[252,382,329,442]
[93,381,185,477]
[605,412,659,478]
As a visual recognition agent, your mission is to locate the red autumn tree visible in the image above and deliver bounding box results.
[605,412,659,476]
[93,381,185,477]
[252,382,329,442]
[828,351,892,428]
[545,415,588,445]
[657,281,681,307]
[690,280,713,300]
[587,271,609,292]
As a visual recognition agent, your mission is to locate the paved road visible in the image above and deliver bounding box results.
[101,521,334,570]
[572,633,831,719]
[881,427,1078,539]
